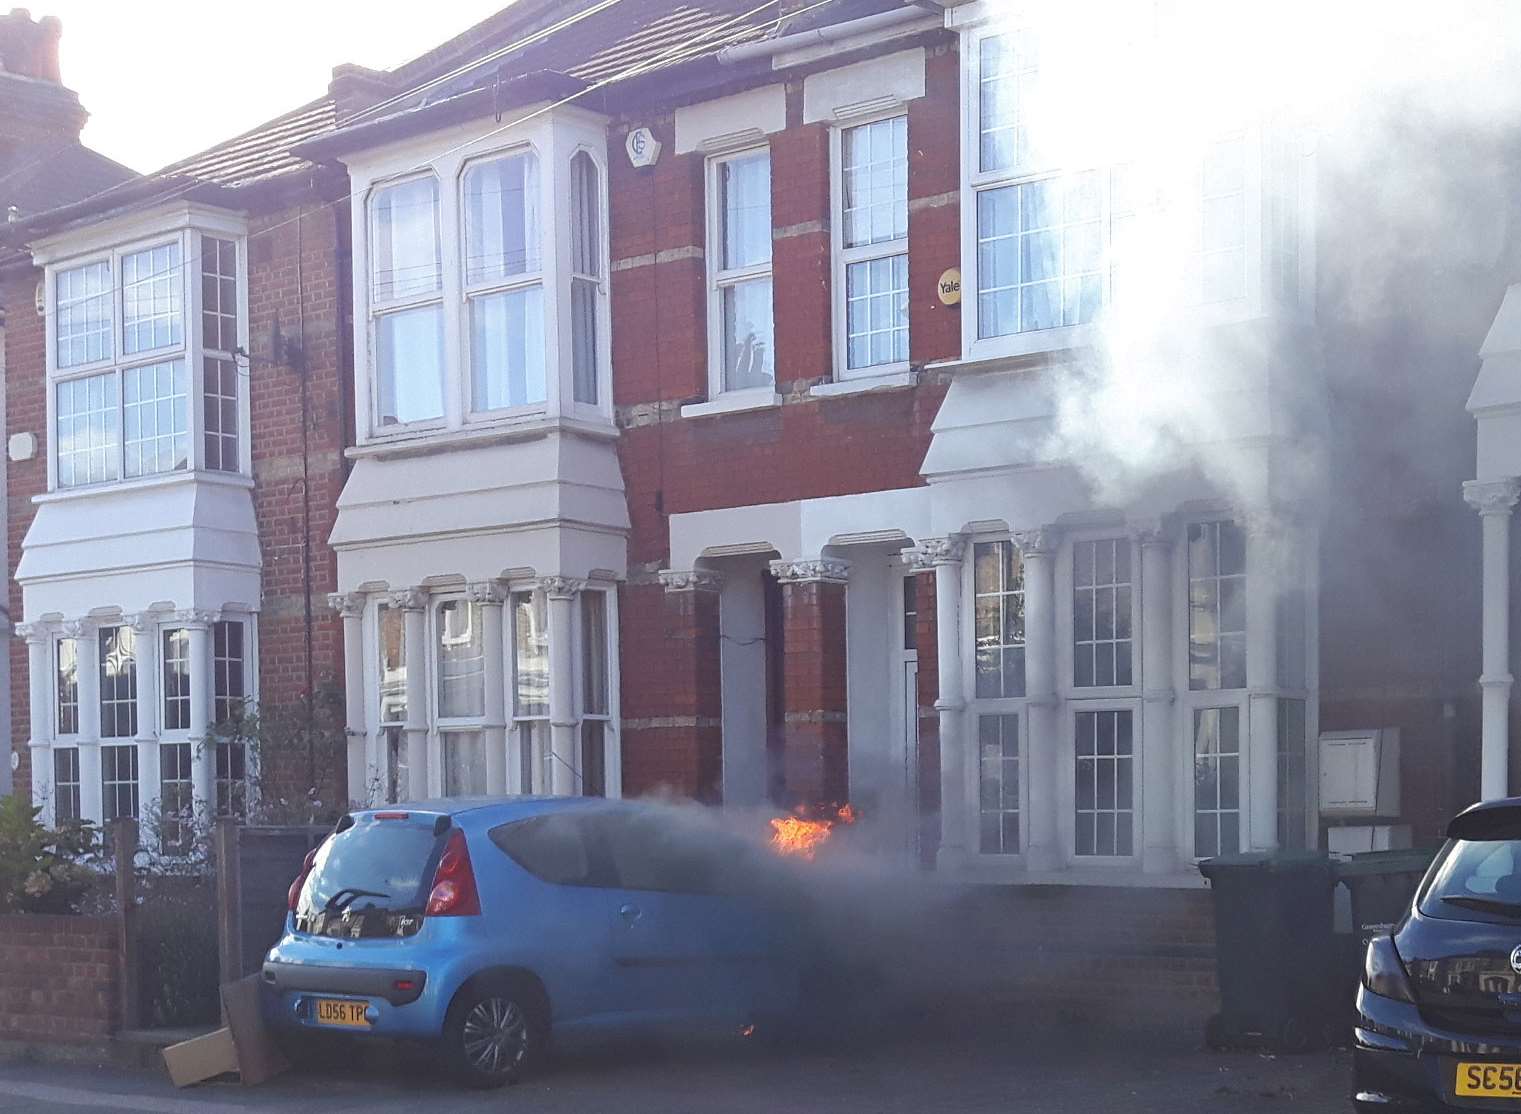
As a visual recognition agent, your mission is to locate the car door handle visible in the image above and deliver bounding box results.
[619,903,642,926]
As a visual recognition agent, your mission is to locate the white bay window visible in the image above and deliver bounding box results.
[352,111,611,442]
[45,219,249,490]
[957,15,1311,360]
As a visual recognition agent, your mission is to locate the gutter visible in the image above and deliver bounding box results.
[716,5,934,64]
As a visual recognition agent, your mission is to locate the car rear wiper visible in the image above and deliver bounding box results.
[1440,895,1521,918]
[322,887,390,914]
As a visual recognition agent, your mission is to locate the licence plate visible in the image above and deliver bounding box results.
[1456,1062,1521,1098]
[313,998,370,1028]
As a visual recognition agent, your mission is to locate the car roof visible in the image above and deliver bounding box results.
[350,795,624,821]
[1448,797,1521,840]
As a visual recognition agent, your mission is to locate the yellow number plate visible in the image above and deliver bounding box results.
[1457,1062,1521,1098]
[313,998,370,1028]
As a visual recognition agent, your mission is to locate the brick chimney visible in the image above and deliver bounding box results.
[0,8,86,150]
[329,63,397,124]
[0,8,63,83]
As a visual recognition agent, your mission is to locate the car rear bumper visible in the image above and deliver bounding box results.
[262,959,427,1005]
[1355,984,1521,1109]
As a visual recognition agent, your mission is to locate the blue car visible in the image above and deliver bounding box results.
[262,797,806,1087]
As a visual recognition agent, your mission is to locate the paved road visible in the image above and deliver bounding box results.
[0,1021,1350,1113]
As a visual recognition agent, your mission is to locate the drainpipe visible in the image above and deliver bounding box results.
[716,5,935,65]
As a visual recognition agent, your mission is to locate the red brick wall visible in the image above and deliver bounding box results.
[245,202,350,805]
[779,578,848,808]
[6,267,48,795]
[610,36,962,800]
[0,914,119,1042]
[619,582,723,801]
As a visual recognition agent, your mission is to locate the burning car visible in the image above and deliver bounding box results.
[262,797,815,1087]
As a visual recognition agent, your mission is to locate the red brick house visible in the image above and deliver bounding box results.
[0,0,1508,888]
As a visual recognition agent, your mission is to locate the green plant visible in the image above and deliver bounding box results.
[0,795,102,914]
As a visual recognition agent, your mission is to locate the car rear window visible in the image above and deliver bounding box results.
[1420,838,1521,921]
[299,815,446,919]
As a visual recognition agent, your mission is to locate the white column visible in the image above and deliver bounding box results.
[919,537,967,868]
[19,625,50,818]
[1018,528,1061,872]
[391,589,430,800]
[129,615,159,827]
[74,622,103,824]
[183,613,213,812]
[329,593,368,806]
[1245,517,1280,852]
[544,578,584,797]
[1466,479,1521,799]
[471,582,509,796]
[1133,520,1177,874]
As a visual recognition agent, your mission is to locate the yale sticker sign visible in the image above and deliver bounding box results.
[937,268,962,306]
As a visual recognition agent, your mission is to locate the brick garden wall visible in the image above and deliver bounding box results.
[0,914,119,1043]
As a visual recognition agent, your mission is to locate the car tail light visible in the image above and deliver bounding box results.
[287,844,322,912]
[1363,934,1415,1003]
[425,829,481,917]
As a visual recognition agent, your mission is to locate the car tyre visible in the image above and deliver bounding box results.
[442,977,547,1089]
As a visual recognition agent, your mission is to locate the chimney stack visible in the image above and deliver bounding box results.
[0,9,64,84]
[329,63,396,124]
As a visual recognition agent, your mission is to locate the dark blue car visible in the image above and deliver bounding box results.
[262,797,805,1087]
[1356,797,1521,1109]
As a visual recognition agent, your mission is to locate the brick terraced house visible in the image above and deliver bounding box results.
[1,0,1514,899]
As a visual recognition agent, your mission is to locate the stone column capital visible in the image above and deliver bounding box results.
[12,622,44,643]
[658,569,724,593]
[907,536,965,568]
[466,580,508,606]
[541,576,586,599]
[769,557,850,584]
[327,591,367,618]
[1465,478,1521,516]
[171,608,215,629]
[1014,526,1059,557]
[387,587,429,612]
[61,619,92,639]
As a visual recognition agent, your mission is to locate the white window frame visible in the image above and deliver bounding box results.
[1174,512,1250,859]
[459,147,545,421]
[953,12,1314,365]
[704,145,777,407]
[1066,701,1140,863]
[348,110,614,447]
[509,586,551,795]
[574,584,620,799]
[830,112,910,383]
[1056,531,1141,701]
[367,172,447,435]
[39,207,251,494]
[565,145,612,418]
[962,533,1028,860]
[159,622,193,739]
[53,635,80,740]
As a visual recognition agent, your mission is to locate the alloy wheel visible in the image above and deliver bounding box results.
[461,996,529,1077]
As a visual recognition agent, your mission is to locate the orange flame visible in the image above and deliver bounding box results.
[767,804,856,861]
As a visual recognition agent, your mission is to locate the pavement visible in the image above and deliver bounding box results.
[0,1020,1351,1113]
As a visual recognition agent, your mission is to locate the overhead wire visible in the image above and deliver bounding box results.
[26,0,843,334]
